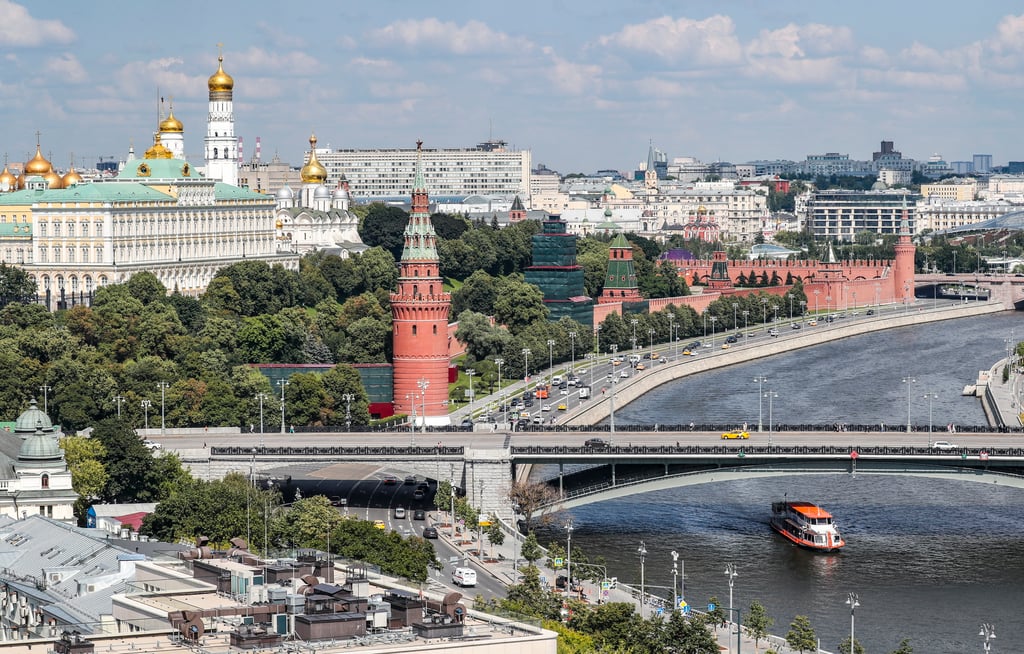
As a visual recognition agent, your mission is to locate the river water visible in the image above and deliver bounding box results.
[535,313,1024,653]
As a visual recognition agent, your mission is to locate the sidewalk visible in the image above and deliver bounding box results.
[981,356,1023,428]
[429,510,813,653]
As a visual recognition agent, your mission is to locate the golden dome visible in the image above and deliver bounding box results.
[159,108,184,133]
[300,133,327,184]
[62,165,82,187]
[24,145,52,175]
[43,169,63,189]
[0,166,15,190]
[144,133,173,159]
[16,172,25,190]
[275,218,284,229]
[208,55,234,93]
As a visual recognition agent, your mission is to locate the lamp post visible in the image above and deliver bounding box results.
[672,323,680,359]
[113,394,124,419]
[418,378,430,435]
[569,331,577,372]
[407,393,416,437]
[761,297,768,330]
[787,293,794,324]
[813,289,820,315]
[732,302,739,332]
[256,392,267,444]
[852,291,857,312]
[710,316,717,348]
[754,375,767,432]
[979,623,996,654]
[923,391,938,446]
[773,305,779,325]
[826,295,832,316]
[800,300,807,319]
[565,519,573,597]
[141,399,151,430]
[902,376,916,433]
[495,358,505,424]
[670,550,685,606]
[847,593,860,654]
[648,327,656,360]
[637,541,647,618]
[725,563,738,654]
[39,385,51,414]
[522,348,531,383]
[742,310,749,336]
[341,393,354,432]
[765,390,778,447]
[630,319,638,353]
[277,379,289,434]
[546,339,555,386]
[952,250,957,276]
[609,375,617,444]
[594,324,601,354]
[703,312,707,340]
[157,381,169,435]
[875,282,881,311]
[667,315,675,358]
[465,370,475,410]
[584,353,595,392]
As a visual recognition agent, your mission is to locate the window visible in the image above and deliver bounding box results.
[41,474,49,489]
[412,325,417,335]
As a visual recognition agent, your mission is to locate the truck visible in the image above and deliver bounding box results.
[452,567,477,587]
[578,386,591,399]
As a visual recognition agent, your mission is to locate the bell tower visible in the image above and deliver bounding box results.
[204,45,238,186]
[893,195,916,307]
[390,142,452,427]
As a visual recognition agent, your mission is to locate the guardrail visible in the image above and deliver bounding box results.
[512,444,1024,456]
[211,445,465,456]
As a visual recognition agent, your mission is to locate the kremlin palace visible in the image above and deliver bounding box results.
[0,54,334,306]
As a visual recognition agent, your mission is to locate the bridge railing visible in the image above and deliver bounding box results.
[512,444,1024,456]
[211,445,466,456]
[285,422,1022,434]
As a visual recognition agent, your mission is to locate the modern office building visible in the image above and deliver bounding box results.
[313,140,531,203]
[973,154,993,174]
[806,190,919,241]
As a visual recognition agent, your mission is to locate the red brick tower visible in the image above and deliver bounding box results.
[598,233,642,304]
[893,195,916,307]
[391,142,452,427]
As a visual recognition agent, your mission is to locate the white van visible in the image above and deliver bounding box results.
[452,567,477,587]
[628,355,641,365]
[551,375,563,385]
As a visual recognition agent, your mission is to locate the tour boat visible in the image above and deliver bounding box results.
[770,501,845,552]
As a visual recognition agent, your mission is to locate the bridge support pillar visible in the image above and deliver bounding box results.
[611,463,616,486]
[559,463,564,498]
[466,447,513,515]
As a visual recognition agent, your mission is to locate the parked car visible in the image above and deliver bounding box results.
[725,334,738,344]
[791,323,801,330]
[768,328,779,337]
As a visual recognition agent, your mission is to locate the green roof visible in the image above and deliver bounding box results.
[0,223,32,237]
[214,182,273,202]
[120,157,202,180]
[0,182,171,204]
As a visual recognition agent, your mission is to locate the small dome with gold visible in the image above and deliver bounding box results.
[208,54,234,93]
[300,133,328,184]
[159,108,184,133]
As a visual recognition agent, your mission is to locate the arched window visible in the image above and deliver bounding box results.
[213,147,219,159]
[412,325,417,335]
[41,474,49,489]
[433,325,438,335]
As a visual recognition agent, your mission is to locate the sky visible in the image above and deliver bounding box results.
[5,0,1024,175]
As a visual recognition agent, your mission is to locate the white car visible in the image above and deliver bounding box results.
[143,440,162,450]
[932,441,958,451]
[541,404,552,412]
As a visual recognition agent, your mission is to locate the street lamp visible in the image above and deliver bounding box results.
[725,563,738,654]
[522,348,531,382]
[787,293,794,324]
[847,593,860,654]
[418,378,430,435]
[670,550,685,606]
[765,390,778,446]
[113,394,125,419]
[256,392,267,443]
[742,309,749,335]
[465,370,475,411]
[813,289,820,315]
[584,353,596,393]
[648,327,656,360]
[761,297,768,330]
[39,385,52,415]
[732,302,739,331]
[902,376,916,433]
[277,379,290,434]
[495,358,505,424]
[595,324,602,354]
[710,316,717,348]
[754,375,767,432]
[637,541,647,618]
[565,519,574,597]
[569,331,577,373]
[667,315,675,358]
[141,399,152,430]
[546,339,555,386]
[609,376,618,443]
[923,391,938,444]
[157,381,169,434]
[341,393,354,432]
[979,623,996,654]
[826,295,832,315]
[630,319,638,353]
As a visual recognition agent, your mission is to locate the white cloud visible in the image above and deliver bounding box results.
[371,18,521,55]
[747,57,843,85]
[860,69,967,92]
[44,53,86,83]
[748,23,854,59]
[234,47,320,76]
[543,46,601,96]
[597,15,743,66]
[349,57,400,77]
[991,13,1024,53]
[898,42,947,69]
[0,1,74,47]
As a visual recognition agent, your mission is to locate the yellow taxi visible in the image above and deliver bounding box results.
[721,430,750,440]
[808,319,818,326]
[682,349,694,356]
[635,363,646,371]
[651,352,659,359]
[721,343,731,350]
[373,520,386,530]
[612,359,623,366]
[557,403,568,411]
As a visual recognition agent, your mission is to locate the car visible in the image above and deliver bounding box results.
[725,335,738,344]
[373,520,386,530]
[635,363,646,371]
[542,404,552,411]
[417,482,429,491]
[330,496,347,507]
[382,475,398,485]
[688,341,701,349]
[651,352,660,359]
[768,328,779,337]
[866,309,875,315]
[394,507,406,519]
[620,370,629,378]
[404,475,416,485]
[515,419,530,430]
[682,349,695,356]
[642,353,651,359]
[413,489,425,500]
[459,418,474,428]
[659,357,667,363]
[612,359,623,366]
[584,438,607,448]
[791,323,801,330]
[422,526,438,539]
[721,430,750,440]
[721,343,731,350]
[557,403,568,410]
[932,441,958,450]
[808,320,818,326]
[452,567,477,587]
[532,416,543,424]
[142,439,162,450]
[413,510,426,520]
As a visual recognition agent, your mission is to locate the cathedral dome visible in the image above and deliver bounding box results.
[314,185,331,200]
[159,108,184,133]
[0,165,15,190]
[24,145,52,175]
[300,133,328,184]
[43,169,63,189]
[62,165,83,187]
[15,398,53,434]
[144,133,174,159]
[276,184,294,200]
[208,55,234,93]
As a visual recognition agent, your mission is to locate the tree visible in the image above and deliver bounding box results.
[744,600,773,652]
[501,564,562,619]
[889,638,914,654]
[127,271,167,305]
[59,435,109,523]
[434,480,453,515]
[493,276,548,333]
[91,417,171,502]
[786,615,818,653]
[520,531,542,565]
[455,310,511,361]
[272,494,342,548]
[0,262,37,306]
[839,636,866,654]
[508,480,561,530]
[484,515,504,558]
[706,595,726,628]
[451,270,498,317]
[358,204,408,260]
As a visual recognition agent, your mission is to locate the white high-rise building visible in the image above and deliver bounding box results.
[203,51,238,187]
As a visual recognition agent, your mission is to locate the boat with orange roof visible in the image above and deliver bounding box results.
[770,501,845,552]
